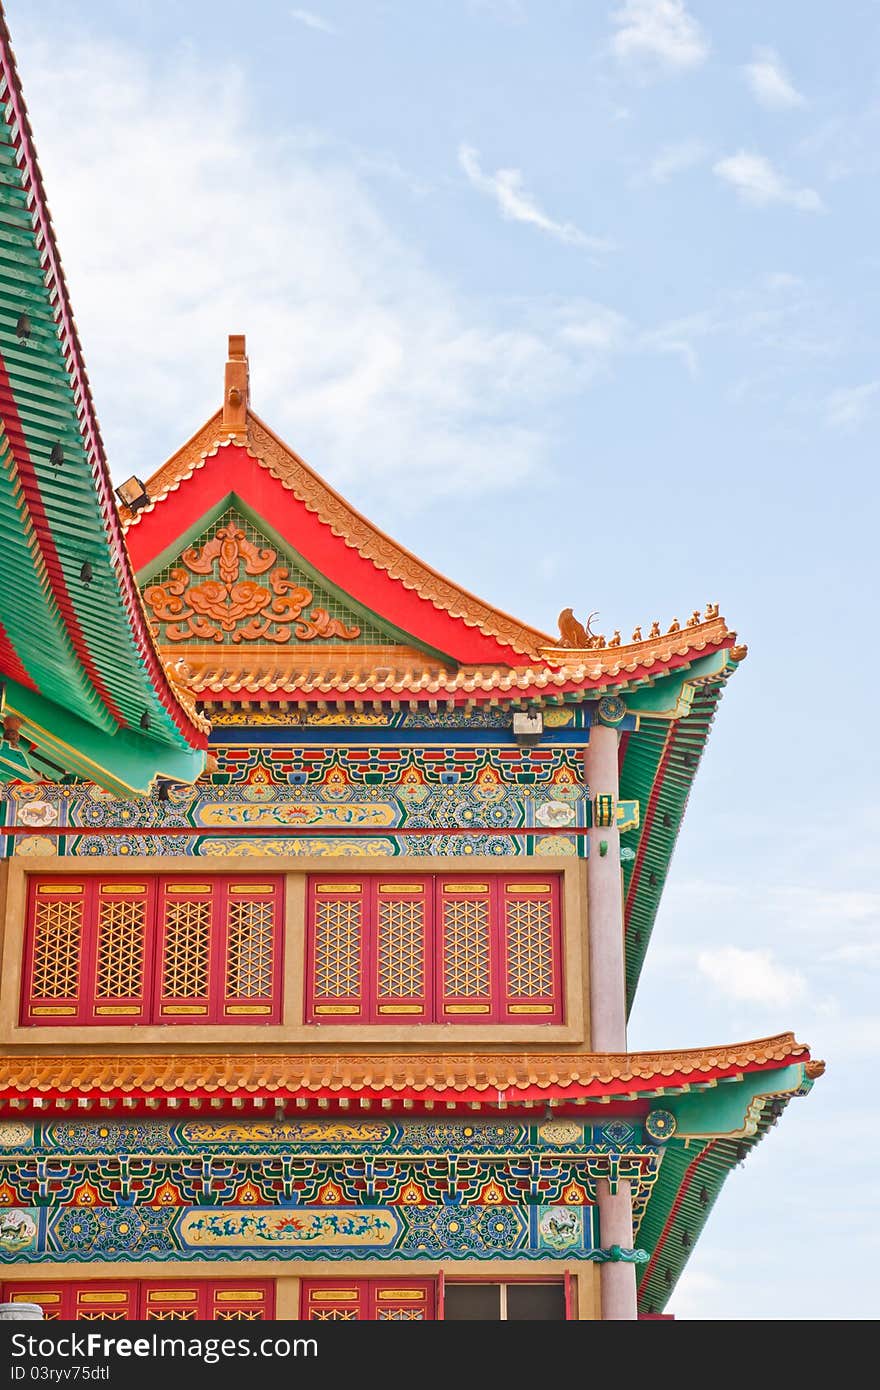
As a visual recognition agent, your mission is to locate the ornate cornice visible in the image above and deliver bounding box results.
[0,1034,815,1100]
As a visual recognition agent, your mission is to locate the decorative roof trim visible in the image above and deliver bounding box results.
[0,1034,816,1101]
[120,404,553,659]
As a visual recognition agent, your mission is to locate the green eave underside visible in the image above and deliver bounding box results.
[636,1064,813,1314]
[0,103,194,753]
[619,652,739,1013]
[2,678,205,796]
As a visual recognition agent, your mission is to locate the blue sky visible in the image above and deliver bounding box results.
[7,0,879,1318]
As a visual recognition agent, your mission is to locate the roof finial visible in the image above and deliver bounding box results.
[223,333,249,432]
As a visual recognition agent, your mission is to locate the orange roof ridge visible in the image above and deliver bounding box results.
[0,1033,817,1098]
[120,338,556,659]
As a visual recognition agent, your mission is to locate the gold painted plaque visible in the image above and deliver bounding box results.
[148,1290,197,1303]
[314,1005,360,1015]
[214,1291,263,1302]
[95,1006,140,1016]
[446,1004,490,1013]
[509,1004,553,1013]
[31,1006,76,1016]
[162,1006,208,1015]
[229,885,273,893]
[225,1005,272,1015]
[444,884,488,893]
[378,1005,424,1014]
[166,884,210,893]
[100,885,145,894]
[36,884,82,894]
[505,884,551,893]
[316,884,361,893]
[311,1291,358,1302]
[80,1292,128,1305]
[376,1290,424,1301]
[378,885,422,893]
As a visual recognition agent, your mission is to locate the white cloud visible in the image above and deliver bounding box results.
[825,381,880,430]
[610,0,709,76]
[290,8,339,35]
[648,138,708,183]
[13,30,629,510]
[458,144,610,251]
[744,47,804,110]
[697,946,807,1007]
[713,151,823,211]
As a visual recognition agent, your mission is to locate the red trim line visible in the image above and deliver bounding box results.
[0,354,126,724]
[0,16,205,748]
[0,616,36,690]
[638,1140,718,1293]
[623,724,674,933]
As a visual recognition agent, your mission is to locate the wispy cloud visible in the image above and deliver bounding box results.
[648,137,708,183]
[610,0,709,77]
[13,31,633,512]
[744,47,804,110]
[713,151,823,211]
[697,946,807,1007]
[290,8,338,36]
[825,381,880,430]
[458,144,611,250]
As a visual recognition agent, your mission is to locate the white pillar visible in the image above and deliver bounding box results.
[596,1179,639,1321]
[584,722,626,1051]
[585,720,638,1319]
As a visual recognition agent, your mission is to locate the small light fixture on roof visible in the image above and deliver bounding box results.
[115,476,150,512]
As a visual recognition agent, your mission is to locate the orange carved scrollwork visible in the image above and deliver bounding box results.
[143,522,360,644]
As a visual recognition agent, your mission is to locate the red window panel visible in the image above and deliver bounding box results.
[22,875,283,1027]
[369,1281,435,1320]
[209,1282,274,1320]
[304,874,564,1024]
[142,1282,206,1320]
[373,879,431,1021]
[22,879,89,1024]
[221,881,283,1023]
[301,1279,434,1320]
[499,879,563,1024]
[72,1283,137,1320]
[436,879,495,1022]
[155,880,216,1023]
[0,1281,69,1319]
[86,879,156,1025]
[306,879,368,1022]
[302,1279,366,1320]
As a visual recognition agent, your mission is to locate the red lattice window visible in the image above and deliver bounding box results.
[301,1279,435,1320]
[21,877,282,1026]
[306,874,562,1024]
[0,1281,274,1321]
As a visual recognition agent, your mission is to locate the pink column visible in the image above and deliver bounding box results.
[595,1179,639,1321]
[584,723,626,1051]
[585,721,638,1319]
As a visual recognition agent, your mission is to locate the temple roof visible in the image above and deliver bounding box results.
[0,1033,818,1104]
[120,338,742,707]
[0,14,208,794]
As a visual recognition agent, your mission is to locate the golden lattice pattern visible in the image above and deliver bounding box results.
[146,1309,198,1320]
[31,900,82,999]
[442,899,490,997]
[506,899,553,997]
[214,1310,265,1320]
[313,900,361,997]
[225,900,274,998]
[310,1309,358,1320]
[377,900,424,998]
[79,1312,127,1321]
[377,1309,425,1320]
[95,899,146,999]
[162,901,210,998]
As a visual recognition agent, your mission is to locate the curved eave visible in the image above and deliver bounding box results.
[0,1034,813,1105]
[621,653,743,1010]
[0,16,207,763]
[636,1060,823,1314]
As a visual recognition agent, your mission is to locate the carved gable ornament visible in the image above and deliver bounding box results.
[143,521,361,644]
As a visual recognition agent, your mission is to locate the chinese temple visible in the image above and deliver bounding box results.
[0,5,821,1321]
